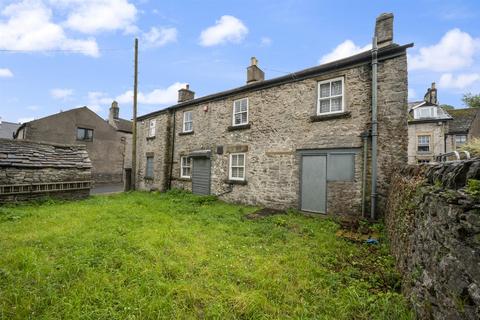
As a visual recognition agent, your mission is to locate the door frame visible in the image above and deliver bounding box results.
[297,148,360,213]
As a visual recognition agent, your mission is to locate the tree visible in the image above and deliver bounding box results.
[440,104,455,110]
[462,93,480,108]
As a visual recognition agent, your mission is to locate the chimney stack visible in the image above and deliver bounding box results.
[247,57,265,84]
[374,13,394,48]
[424,82,438,105]
[109,101,119,125]
[178,84,195,103]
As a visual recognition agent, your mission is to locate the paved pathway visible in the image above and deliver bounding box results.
[90,183,124,195]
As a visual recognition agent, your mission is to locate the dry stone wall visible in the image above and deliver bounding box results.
[0,139,92,203]
[385,160,480,319]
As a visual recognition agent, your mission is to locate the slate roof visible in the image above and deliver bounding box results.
[138,42,414,120]
[446,108,480,134]
[111,118,132,133]
[0,121,21,139]
[0,139,92,169]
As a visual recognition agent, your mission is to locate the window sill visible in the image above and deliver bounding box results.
[310,111,351,122]
[227,123,251,131]
[177,177,191,181]
[144,177,154,181]
[179,131,194,136]
[146,136,156,140]
[224,179,248,185]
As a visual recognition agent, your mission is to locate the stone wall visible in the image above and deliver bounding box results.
[0,139,92,203]
[385,160,480,319]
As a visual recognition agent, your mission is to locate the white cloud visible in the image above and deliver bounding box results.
[116,82,187,105]
[142,27,177,47]
[409,29,480,72]
[438,73,480,90]
[51,0,137,34]
[87,91,112,112]
[319,40,371,64]
[260,37,272,47]
[0,68,13,77]
[0,0,99,57]
[51,88,73,99]
[199,15,248,47]
[18,117,34,123]
[408,88,417,100]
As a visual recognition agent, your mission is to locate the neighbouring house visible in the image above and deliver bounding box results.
[135,13,412,217]
[14,103,132,184]
[445,108,480,152]
[0,139,92,203]
[407,83,480,163]
[0,118,20,139]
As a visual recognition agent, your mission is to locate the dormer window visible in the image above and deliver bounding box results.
[414,107,437,119]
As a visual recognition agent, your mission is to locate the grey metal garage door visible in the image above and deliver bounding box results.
[192,158,211,195]
[300,155,327,213]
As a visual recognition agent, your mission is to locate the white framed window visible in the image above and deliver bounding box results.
[146,156,154,178]
[414,107,437,119]
[233,98,248,126]
[455,135,467,149]
[229,153,246,181]
[417,135,431,152]
[148,119,156,137]
[317,77,344,115]
[183,111,193,133]
[181,156,192,178]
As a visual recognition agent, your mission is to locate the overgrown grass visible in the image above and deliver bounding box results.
[0,191,413,319]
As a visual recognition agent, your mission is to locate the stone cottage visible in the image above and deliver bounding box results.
[407,83,480,164]
[135,13,412,217]
[15,103,132,185]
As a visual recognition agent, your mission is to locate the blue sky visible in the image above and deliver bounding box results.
[1,0,480,123]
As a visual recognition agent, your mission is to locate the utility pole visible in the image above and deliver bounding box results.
[131,38,138,190]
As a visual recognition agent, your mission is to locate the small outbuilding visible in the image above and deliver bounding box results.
[0,139,92,203]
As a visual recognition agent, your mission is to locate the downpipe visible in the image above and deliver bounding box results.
[370,37,378,220]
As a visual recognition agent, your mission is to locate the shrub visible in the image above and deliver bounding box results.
[461,138,480,157]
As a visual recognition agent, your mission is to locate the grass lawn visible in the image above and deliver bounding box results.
[0,191,412,319]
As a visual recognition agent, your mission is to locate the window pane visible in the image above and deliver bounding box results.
[331,80,342,96]
[319,99,330,113]
[320,83,330,98]
[77,128,84,140]
[232,155,238,166]
[234,101,241,113]
[237,154,244,166]
[231,167,239,178]
[240,99,248,110]
[234,114,242,125]
[331,97,342,112]
[241,112,247,124]
[237,167,244,178]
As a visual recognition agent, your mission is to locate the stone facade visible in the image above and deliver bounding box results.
[135,54,409,216]
[408,121,449,163]
[385,161,480,319]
